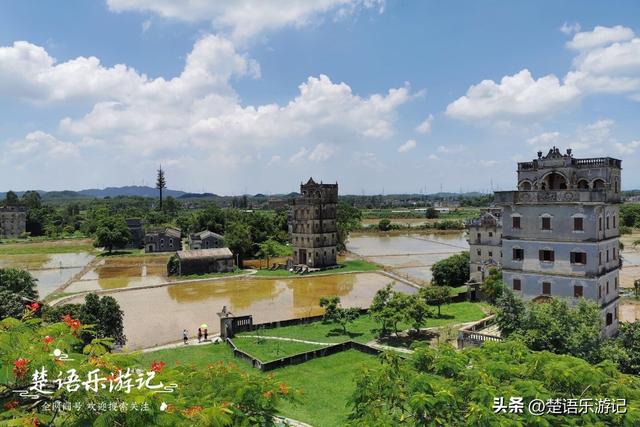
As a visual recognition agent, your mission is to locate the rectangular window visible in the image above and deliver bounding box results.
[574,285,583,298]
[606,281,609,294]
[599,217,602,231]
[476,233,481,242]
[606,217,610,229]
[512,216,521,229]
[606,250,610,262]
[539,249,554,262]
[477,249,481,256]
[477,266,481,271]
[570,252,587,265]
[542,282,551,295]
[598,285,602,299]
[541,217,551,230]
[512,248,524,260]
[606,313,613,326]
[599,252,602,266]
[615,277,618,289]
[573,217,583,231]
[513,279,521,291]
[613,215,616,228]
[488,251,493,257]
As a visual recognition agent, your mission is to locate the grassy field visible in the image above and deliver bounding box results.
[253,259,380,277]
[0,240,96,255]
[239,302,488,344]
[138,344,376,426]
[231,337,327,361]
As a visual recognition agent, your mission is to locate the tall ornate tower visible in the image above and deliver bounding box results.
[290,178,338,268]
[495,147,622,336]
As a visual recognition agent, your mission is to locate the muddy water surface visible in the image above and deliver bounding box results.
[347,232,468,283]
[65,254,171,292]
[0,252,95,297]
[62,272,413,350]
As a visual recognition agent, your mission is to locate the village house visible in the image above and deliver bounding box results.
[169,248,234,275]
[465,208,503,284]
[0,206,27,239]
[188,230,224,250]
[145,227,182,253]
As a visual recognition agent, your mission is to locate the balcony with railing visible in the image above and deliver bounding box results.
[494,190,620,204]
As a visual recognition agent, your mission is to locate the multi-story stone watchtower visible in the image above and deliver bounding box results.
[494,147,621,336]
[466,208,503,284]
[290,178,338,268]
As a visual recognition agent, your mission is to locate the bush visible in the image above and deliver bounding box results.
[431,252,469,286]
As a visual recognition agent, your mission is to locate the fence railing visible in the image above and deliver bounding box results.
[457,315,502,349]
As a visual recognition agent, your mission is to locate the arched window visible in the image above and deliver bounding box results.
[542,172,567,190]
[519,181,532,190]
[577,179,589,190]
[592,179,606,190]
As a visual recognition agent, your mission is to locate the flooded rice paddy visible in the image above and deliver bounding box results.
[0,252,95,297]
[65,254,171,292]
[346,232,469,283]
[62,272,412,350]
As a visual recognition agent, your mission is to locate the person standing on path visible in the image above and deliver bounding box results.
[204,328,208,341]
[197,328,203,343]
[183,329,188,345]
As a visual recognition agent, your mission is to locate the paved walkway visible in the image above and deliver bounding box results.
[236,335,332,346]
[140,335,223,353]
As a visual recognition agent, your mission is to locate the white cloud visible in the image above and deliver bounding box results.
[614,140,640,154]
[289,147,308,163]
[415,114,433,134]
[447,25,640,123]
[526,131,560,146]
[267,155,282,165]
[106,0,385,42]
[8,131,79,159]
[437,144,465,155]
[566,25,635,50]
[308,143,337,162]
[560,22,581,35]
[141,19,152,32]
[478,159,499,167]
[445,69,580,120]
[428,154,439,160]
[353,151,385,171]
[397,139,416,153]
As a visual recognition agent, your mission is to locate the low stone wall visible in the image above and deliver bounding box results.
[226,338,382,372]
[457,315,502,349]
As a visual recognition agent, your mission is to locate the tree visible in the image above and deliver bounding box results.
[0,316,295,425]
[319,296,360,335]
[94,216,130,253]
[0,268,39,300]
[378,218,392,231]
[607,322,640,375]
[163,195,180,217]
[430,252,469,286]
[2,190,19,206]
[225,221,252,267]
[0,290,27,320]
[480,268,504,304]
[21,191,41,210]
[495,288,525,337]
[419,286,452,317]
[385,291,412,336]
[156,165,167,211]
[425,207,439,219]
[370,284,393,335]
[256,239,292,268]
[511,298,603,363]
[336,202,362,251]
[405,295,432,334]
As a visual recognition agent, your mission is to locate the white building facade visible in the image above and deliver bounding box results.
[495,148,621,337]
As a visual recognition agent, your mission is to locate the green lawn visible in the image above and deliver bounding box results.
[0,242,96,255]
[273,350,377,427]
[239,302,488,345]
[138,343,376,426]
[232,337,327,362]
[253,259,380,278]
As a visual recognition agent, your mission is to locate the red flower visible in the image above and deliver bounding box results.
[3,400,18,410]
[151,361,166,373]
[69,319,81,331]
[27,302,40,312]
[62,314,73,324]
[43,335,53,345]
[13,358,29,379]
[262,390,273,399]
[30,417,40,427]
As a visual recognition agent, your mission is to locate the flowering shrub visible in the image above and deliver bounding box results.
[0,315,295,426]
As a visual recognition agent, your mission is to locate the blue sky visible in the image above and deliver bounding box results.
[1,0,640,194]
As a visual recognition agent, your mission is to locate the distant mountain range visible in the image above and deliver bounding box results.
[0,186,186,200]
